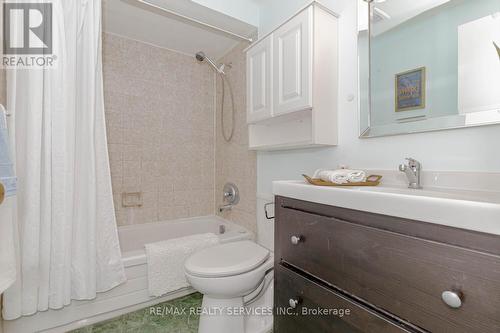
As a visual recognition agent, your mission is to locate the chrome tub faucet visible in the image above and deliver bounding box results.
[218,183,240,213]
[399,158,422,189]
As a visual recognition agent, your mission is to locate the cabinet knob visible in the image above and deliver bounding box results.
[290,235,302,245]
[289,298,300,309]
[441,290,463,309]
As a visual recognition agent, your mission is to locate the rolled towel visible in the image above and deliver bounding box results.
[347,170,367,183]
[312,169,367,184]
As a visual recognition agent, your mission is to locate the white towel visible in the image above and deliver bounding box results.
[145,233,219,297]
[0,197,17,294]
[0,104,16,196]
[0,104,17,294]
[313,169,367,184]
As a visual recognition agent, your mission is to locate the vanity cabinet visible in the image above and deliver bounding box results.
[245,3,338,150]
[275,265,413,333]
[274,196,500,333]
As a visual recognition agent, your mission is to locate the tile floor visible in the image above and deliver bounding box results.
[71,293,202,333]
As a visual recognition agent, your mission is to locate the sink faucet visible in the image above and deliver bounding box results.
[399,158,422,189]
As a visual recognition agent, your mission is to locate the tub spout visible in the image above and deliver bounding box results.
[218,204,233,213]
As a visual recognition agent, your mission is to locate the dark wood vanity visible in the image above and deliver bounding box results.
[274,196,500,333]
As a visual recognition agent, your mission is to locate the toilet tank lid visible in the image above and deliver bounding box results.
[184,240,270,278]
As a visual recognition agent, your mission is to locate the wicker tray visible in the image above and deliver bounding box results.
[303,174,383,187]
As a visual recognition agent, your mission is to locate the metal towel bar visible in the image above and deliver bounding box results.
[264,202,274,220]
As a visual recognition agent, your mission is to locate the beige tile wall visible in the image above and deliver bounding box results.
[103,33,215,225]
[215,43,257,234]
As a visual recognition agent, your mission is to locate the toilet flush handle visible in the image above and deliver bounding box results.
[289,298,300,309]
[291,235,302,245]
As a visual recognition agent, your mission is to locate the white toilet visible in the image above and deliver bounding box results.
[185,200,275,333]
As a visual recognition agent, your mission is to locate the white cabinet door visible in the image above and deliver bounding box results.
[247,35,273,123]
[273,6,313,116]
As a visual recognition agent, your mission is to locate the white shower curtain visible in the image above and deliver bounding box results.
[2,0,126,319]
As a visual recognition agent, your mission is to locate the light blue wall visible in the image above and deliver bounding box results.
[371,0,500,125]
[256,0,500,196]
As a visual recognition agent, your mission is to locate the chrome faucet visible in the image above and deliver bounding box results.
[399,158,422,189]
[218,183,240,213]
[218,204,233,213]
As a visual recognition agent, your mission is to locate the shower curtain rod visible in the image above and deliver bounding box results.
[134,0,254,43]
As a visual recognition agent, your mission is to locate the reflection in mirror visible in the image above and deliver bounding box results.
[359,0,500,137]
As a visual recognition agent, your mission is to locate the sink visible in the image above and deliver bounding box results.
[355,185,500,204]
[273,172,500,236]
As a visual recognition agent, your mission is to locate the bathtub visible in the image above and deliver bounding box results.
[3,216,253,333]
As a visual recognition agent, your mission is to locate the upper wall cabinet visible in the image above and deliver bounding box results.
[273,7,313,116]
[247,35,273,123]
[245,3,339,150]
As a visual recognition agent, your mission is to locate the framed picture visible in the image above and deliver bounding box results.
[395,67,426,112]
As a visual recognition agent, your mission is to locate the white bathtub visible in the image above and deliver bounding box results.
[3,216,253,333]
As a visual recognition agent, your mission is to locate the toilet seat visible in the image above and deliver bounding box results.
[185,240,270,278]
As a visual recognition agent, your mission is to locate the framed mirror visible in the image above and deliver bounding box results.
[359,0,500,138]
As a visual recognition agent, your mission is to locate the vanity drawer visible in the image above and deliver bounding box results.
[276,205,500,333]
[275,264,413,333]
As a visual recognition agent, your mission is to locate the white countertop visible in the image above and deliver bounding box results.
[273,173,500,236]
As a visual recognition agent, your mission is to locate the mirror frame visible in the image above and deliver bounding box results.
[359,0,500,138]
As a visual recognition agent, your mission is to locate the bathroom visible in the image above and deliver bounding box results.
[0,0,499,332]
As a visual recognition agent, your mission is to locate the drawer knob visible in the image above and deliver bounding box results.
[288,298,300,309]
[441,290,463,309]
[290,235,302,245]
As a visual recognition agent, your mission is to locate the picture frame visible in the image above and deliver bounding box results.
[395,67,426,112]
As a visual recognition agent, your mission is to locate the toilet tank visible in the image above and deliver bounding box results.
[256,195,275,252]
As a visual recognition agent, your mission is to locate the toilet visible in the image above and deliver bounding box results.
[185,200,275,333]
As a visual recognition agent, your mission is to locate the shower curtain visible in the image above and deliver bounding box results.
[2,0,126,319]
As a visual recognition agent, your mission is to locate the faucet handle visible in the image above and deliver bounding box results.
[405,157,421,169]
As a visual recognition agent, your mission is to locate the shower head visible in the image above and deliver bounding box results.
[195,51,225,74]
[195,51,206,62]
[196,51,234,142]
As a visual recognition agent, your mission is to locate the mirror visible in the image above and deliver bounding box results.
[359,0,500,138]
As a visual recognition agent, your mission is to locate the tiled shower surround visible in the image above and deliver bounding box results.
[103,33,256,232]
[103,33,215,225]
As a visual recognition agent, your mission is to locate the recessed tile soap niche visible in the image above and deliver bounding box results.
[246,2,339,150]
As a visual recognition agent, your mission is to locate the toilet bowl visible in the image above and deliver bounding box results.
[185,240,274,333]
